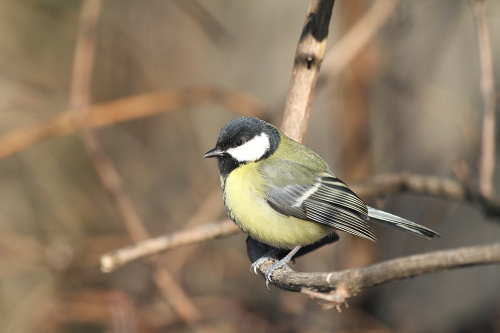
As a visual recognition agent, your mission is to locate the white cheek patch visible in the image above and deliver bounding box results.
[227,133,270,162]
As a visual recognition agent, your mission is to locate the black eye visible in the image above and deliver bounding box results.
[235,139,244,146]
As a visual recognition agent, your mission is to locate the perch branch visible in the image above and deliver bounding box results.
[254,243,500,307]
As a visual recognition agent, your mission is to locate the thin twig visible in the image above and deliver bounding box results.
[70,0,149,244]
[70,2,208,331]
[102,185,228,274]
[0,87,264,161]
[3,277,56,333]
[281,0,335,143]
[358,172,500,217]
[322,0,399,77]
[355,173,467,201]
[472,0,497,198]
[172,0,233,45]
[101,219,238,272]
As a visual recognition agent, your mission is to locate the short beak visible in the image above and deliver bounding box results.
[203,147,224,158]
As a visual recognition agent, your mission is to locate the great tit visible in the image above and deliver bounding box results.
[204,116,440,286]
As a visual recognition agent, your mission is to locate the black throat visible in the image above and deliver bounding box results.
[217,156,240,179]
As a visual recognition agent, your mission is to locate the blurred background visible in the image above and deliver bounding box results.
[0,0,500,332]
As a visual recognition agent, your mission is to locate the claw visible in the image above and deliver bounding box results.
[250,256,270,275]
[265,277,272,291]
[263,259,288,291]
[250,245,302,291]
[250,249,279,275]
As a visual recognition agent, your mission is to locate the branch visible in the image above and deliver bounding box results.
[0,87,264,161]
[70,0,150,244]
[354,172,500,218]
[281,0,335,143]
[252,243,500,308]
[172,0,233,46]
[101,219,239,272]
[322,0,399,77]
[71,1,208,329]
[472,0,497,198]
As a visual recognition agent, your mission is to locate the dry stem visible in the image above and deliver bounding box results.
[322,0,399,77]
[71,1,209,330]
[257,243,500,304]
[0,87,264,161]
[281,0,335,143]
[472,0,497,198]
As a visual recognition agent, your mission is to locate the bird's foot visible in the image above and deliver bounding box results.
[250,249,281,291]
[250,249,278,274]
[263,257,291,290]
[250,245,302,290]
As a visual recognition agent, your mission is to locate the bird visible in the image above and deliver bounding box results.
[204,116,440,287]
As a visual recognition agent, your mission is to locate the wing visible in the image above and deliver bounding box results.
[260,160,377,242]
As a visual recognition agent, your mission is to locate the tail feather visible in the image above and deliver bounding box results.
[367,207,440,240]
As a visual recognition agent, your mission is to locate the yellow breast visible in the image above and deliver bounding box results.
[223,162,332,249]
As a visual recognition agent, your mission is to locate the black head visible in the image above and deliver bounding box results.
[204,117,280,177]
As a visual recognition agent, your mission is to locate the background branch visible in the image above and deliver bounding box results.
[472,0,497,199]
[70,1,210,331]
[70,0,150,254]
[101,219,238,272]
[281,0,335,142]
[322,0,399,77]
[0,87,264,161]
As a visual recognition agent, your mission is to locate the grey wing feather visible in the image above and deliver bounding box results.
[261,161,439,242]
[367,207,440,239]
[266,184,308,219]
[303,176,377,242]
[262,163,377,242]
